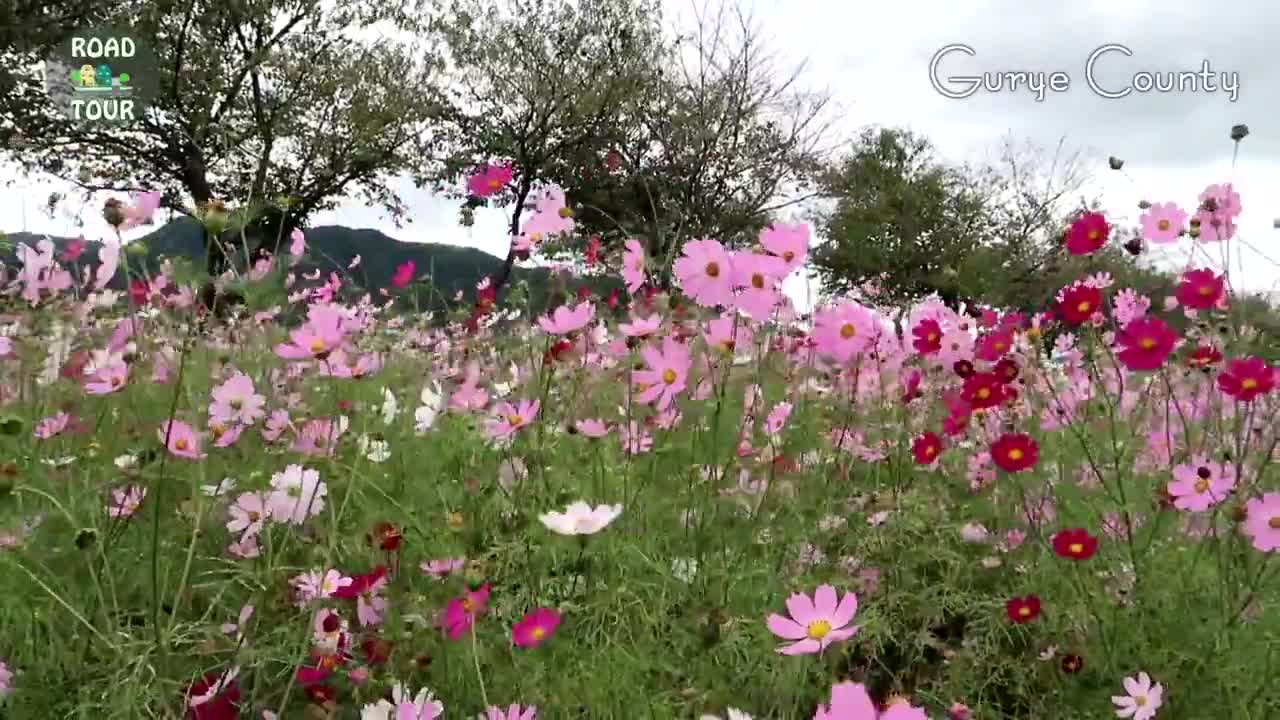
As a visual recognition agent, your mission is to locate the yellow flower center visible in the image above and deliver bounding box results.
[1069,542,1084,554]
[1269,517,1280,529]
[1018,606,1031,617]
[309,339,325,354]
[751,273,765,289]
[1087,229,1100,240]
[1157,219,1170,231]
[531,627,546,640]
[783,251,795,262]
[174,438,188,451]
[705,262,720,278]
[1007,448,1023,461]
[927,332,938,342]
[1241,378,1258,390]
[557,207,573,218]
[507,414,523,426]
[1135,696,1147,707]
[806,620,831,639]
[662,368,677,384]
[1195,478,1210,493]
[976,388,991,400]
[840,323,856,339]
[1199,285,1213,296]
[230,398,243,410]
[111,375,123,387]
[1140,337,1156,350]
[1077,301,1091,313]
[247,510,260,522]
[487,178,500,189]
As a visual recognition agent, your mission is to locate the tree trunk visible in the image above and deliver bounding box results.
[489,182,532,305]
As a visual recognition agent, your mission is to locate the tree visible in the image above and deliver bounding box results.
[1,0,443,277]
[811,127,996,309]
[431,0,668,302]
[555,0,832,282]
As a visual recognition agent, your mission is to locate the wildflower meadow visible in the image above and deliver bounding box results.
[0,172,1278,720]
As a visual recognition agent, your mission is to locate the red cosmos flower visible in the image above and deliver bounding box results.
[61,239,85,262]
[440,584,491,640]
[129,279,150,306]
[979,308,999,328]
[184,669,241,720]
[606,287,622,310]
[912,431,944,465]
[1051,528,1098,561]
[1187,344,1223,369]
[952,359,975,378]
[544,338,574,364]
[1217,356,1275,402]
[361,636,393,666]
[1057,283,1102,326]
[975,330,1014,361]
[1116,316,1178,371]
[994,358,1020,383]
[1175,268,1225,310]
[991,433,1039,473]
[367,522,402,552]
[333,566,388,599]
[961,372,1007,410]
[584,235,602,266]
[901,369,923,404]
[575,285,591,301]
[1005,594,1041,624]
[912,319,943,355]
[1064,211,1110,255]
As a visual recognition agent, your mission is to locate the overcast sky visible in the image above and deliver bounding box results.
[4,0,1279,307]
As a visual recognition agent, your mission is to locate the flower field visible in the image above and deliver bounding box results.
[0,180,1277,720]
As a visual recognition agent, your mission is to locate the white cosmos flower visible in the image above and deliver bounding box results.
[539,501,623,536]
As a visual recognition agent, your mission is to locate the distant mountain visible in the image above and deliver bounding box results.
[2,219,618,314]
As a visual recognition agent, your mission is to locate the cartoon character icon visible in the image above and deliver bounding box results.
[78,64,97,87]
[96,64,112,88]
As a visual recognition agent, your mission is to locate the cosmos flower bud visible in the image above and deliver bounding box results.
[1108,156,1124,170]
[1230,124,1249,141]
[199,199,230,235]
[1137,199,1152,210]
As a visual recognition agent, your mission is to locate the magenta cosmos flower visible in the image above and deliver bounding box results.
[484,704,537,720]
[673,238,734,308]
[633,336,691,410]
[512,607,561,648]
[1167,456,1235,512]
[766,584,859,655]
[1244,492,1280,553]
[467,163,513,198]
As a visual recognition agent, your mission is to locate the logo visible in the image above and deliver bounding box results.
[43,25,157,126]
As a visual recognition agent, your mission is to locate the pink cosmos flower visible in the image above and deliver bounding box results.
[486,399,540,441]
[760,222,809,274]
[420,557,466,579]
[1167,457,1235,512]
[107,485,146,518]
[1140,202,1186,244]
[619,421,653,454]
[731,252,787,322]
[0,659,10,697]
[158,420,205,459]
[119,191,161,231]
[538,302,594,335]
[210,372,266,426]
[84,361,129,394]
[704,314,752,355]
[766,584,859,655]
[485,704,537,720]
[539,502,623,535]
[293,569,354,605]
[274,304,348,360]
[343,567,389,626]
[1243,492,1280,553]
[467,163,514,198]
[363,683,445,720]
[813,301,878,362]
[1196,182,1241,243]
[293,417,347,457]
[573,419,609,438]
[511,607,561,648]
[764,402,793,435]
[813,681,927,720]
[440,584,490,640]
[522,186,574,242]
[619,313,661,338]
[262,409,291,442]
[673,239,734,308]
[1111,671,1163,720]
[226,492,269,537]
[33,412,71,440]
[622,239,646,294]
[633,336,691,410]
[266,464,327,525]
